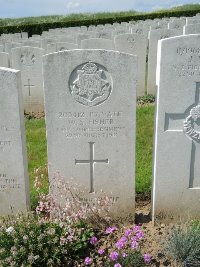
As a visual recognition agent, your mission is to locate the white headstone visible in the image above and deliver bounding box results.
[0,52,9,67]
[147,29,181,95]
[43,49,137,220]
[186,17,200,25]
[81,38,114,50]
[21,32,28,39]
[77,34,91,48]
[5,42,22,55]
[184,23,200,34]
[56,42,78,51]
[153,34,200,221]
[115,33,147,96]
[21,40,41,48]
[46,43,57,54]
[0,67,29,215]
[11,46,45,114]
[0,45,4,52]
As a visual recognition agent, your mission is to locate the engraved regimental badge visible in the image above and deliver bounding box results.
[184,105,200,142]
[69,62,112,107]
[20,49,36,66]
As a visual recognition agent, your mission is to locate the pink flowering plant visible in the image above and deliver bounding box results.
[80,225,151,266]
[35,171,114,228]
[0,168,152,266]
[0,169,114,266]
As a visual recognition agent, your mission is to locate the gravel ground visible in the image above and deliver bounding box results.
[135,197,181,267]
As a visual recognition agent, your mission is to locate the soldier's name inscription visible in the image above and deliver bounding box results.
[57,110,125,139]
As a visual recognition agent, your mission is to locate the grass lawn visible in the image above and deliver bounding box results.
[25,104,155,207]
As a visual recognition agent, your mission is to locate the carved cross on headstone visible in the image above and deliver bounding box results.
[165,82,200,189]
[24,79,34,96]
[75,142,109,193]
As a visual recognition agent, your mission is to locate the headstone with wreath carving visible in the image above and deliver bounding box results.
[43,49,137,220]
[11,46,45,114]
[152,34,200,222]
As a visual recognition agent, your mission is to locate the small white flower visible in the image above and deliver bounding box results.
[6,226,14,234]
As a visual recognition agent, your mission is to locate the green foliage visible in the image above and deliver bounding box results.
[137,94,155,105]
[169,4,200,12]
[136,105,154,193]
[0,213,94,267]
[1,6,200,35]
[165,224,200,266]
[119,251,146,267]
[25,119,48,209]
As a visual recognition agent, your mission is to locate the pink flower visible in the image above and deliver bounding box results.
[84,257,92,265]
[125,228,132,236]
[109,251,119,261]
[131,240,139,249]
[116,240,124,249]
[131,236,137,242]
[136,231,144,239]
[105,226,118,234]
[143,253,151,263]
[116,236,127,249]
[133,225,140,232]
[98,248,105,255]
[89,236,98,245]
[114,264,122,267]
[122,252,127,258]
[120,236,127,243]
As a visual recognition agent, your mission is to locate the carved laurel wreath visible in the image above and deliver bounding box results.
[183,105,200,141]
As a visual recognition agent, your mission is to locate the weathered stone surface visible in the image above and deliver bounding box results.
[21,40,41,48]
[184,23,200,34]
[147,29,181,95]
[43,49,137,220]
[115,33,147,96]
[5,42,22,55]
[153,34,200,221]
[81,38,114,50]
[11,46,45,114]
[0,67,29,215]
[0,53,9,67]
[56,42,78,51]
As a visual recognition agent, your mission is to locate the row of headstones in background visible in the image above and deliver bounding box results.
[11,47,45,114]
[0,46,45,114]
[0,33,148,114]
[0,48,137,220]
[1,14,200,114]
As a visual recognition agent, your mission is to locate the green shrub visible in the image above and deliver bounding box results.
[165,224,200,266]
[119,251,146,267]
[0,213,94,267]
[1,8,200,36]
[137,94,155,105]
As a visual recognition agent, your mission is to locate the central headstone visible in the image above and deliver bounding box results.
[43,49,137,219]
